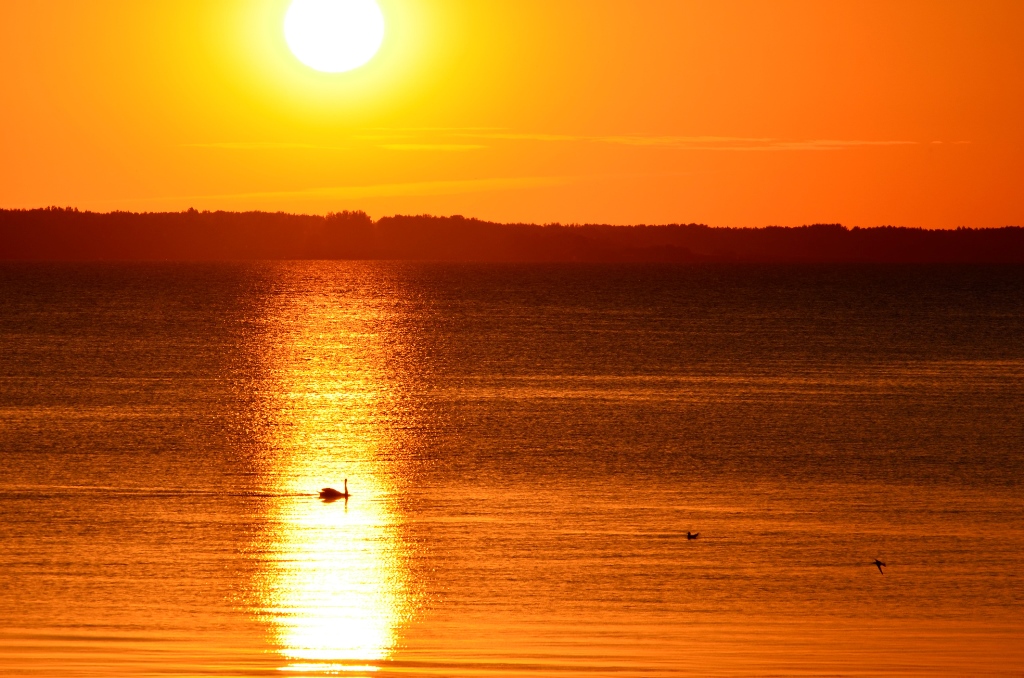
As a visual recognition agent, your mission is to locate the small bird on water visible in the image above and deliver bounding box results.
[319,479,350,501]
[873,558,886,574]
[687,531,699,540]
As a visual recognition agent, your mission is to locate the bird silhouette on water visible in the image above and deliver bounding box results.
[873,558,886,574]
[687,531,699,540]
[319,479,350,502]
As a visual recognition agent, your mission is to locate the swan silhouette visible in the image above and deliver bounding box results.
[319,479,350,501]
[873,558,886,574]
[687,531,699,540]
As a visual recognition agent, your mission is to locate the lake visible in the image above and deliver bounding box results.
[1,262,1022,676]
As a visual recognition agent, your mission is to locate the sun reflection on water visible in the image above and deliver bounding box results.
[263,481,406,672]
[250,265,411,674]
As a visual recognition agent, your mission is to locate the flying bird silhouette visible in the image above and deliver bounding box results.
[873,558,886,574]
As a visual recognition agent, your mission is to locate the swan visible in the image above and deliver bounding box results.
[320,479,350,501]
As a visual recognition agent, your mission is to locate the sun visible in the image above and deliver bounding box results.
[284,0,385,73]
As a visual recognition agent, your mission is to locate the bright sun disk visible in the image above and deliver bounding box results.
[284,0,385,73]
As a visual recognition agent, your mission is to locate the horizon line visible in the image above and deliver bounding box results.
[3,207,1021,232]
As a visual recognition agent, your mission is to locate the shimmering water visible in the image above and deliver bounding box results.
[1,263,1022,676]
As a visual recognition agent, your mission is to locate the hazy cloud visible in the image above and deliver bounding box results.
[186,133,921,154]
[358,129,920,152]
[451,132,917,152]
[378,144,488,152]
[182,142,334,151]
[155,176,574,204]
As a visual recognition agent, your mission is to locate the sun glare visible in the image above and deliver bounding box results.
[284,0,385,73]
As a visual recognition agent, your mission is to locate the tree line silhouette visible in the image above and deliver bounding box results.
[2,207,1022,263]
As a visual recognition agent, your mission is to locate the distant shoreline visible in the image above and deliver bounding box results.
[2,208,1022,263]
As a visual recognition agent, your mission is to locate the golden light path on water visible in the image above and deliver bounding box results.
[250,265,410,674]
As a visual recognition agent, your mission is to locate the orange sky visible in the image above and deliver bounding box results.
[1,0,1022,228]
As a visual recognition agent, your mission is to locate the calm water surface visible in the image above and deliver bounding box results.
[0,263,1022,676]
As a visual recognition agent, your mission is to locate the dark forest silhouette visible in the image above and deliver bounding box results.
[2,207,1022,263]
